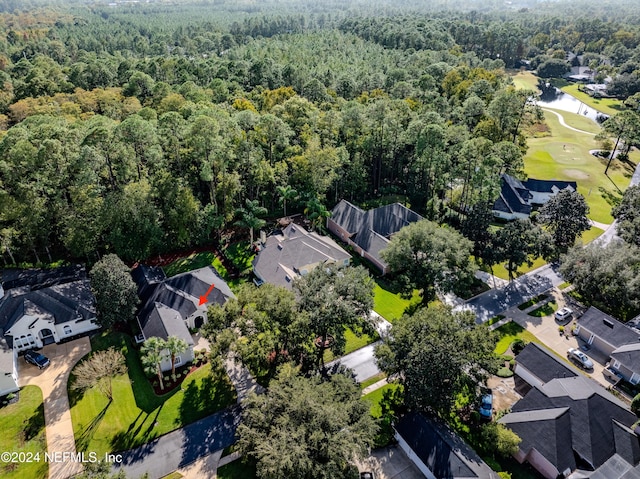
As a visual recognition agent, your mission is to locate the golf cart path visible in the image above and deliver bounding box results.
[541,107,597,136]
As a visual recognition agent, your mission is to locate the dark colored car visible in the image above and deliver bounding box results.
[479,393,493,419]
[24,350,50,369]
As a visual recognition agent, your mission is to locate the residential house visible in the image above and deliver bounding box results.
[252,223,351,290]
[132,264,235,372]
[500,342,640,479]
[575,306,640,384]
[327,200,423,274]
[0,265,100,396]
[492,174,578,221]
[512,342,578,393]
[394,412,498,479]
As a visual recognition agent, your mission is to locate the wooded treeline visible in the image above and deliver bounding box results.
[1,0,639,265]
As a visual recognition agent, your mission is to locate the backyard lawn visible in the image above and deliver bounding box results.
[0,386,48,479]
[493,322,541,355]
[373,280,421,321]
[163,251,227,279]
[560,83,624,117]
[69,332,236,456]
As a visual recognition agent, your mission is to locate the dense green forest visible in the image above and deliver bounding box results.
[1,0,640,265]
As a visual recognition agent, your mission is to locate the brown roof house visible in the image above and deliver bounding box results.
[327,200,422,274]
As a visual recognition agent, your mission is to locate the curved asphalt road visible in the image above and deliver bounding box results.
[115,405,241,479]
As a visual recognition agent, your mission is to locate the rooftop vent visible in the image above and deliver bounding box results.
[277,244,283,250]
[603,318,614,329]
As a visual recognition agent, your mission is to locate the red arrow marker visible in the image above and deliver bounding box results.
[199,283,215,305]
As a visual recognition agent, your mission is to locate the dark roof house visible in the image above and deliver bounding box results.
[133,264,235,346]
[576,306,640,384]
[252,223,351,289]
[327,200,423,273]
[501,342,640,479]
[492,174,577,221]
[395,412,498,479]
[513,342,578,393]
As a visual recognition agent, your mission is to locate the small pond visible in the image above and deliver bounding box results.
[536,86,608,124]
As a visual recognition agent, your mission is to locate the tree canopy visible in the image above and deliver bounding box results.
[236,365,376,479]
[380,219,476,302]
[375,306,498,415]
[538,189,590,258]
[89,254,138,328]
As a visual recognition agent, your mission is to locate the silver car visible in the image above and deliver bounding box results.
[555,307,573,322]
[567,348,594,369]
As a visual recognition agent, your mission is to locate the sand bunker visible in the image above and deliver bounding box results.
[561,169,590,179]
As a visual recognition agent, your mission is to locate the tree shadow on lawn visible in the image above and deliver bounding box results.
[22,403,45,442]
[76,401,110,452]
[177,370,235,427]
[110,404,165,453]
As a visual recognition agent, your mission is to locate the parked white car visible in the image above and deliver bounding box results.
[555,307,573,322]
[567,348,594,370]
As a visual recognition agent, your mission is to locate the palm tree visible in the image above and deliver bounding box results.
[277,185,298,217]
[165,335,188,375]
[235,199,268,245]
[141,337,167,390]
[304,197,330,232]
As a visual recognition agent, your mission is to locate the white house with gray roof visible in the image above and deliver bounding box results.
[0,266,100,396]
[132,264,235,372]
[252,223,351,290]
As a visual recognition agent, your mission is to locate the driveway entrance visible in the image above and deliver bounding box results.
[18,337,92,479]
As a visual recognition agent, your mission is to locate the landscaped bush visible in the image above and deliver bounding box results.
[497,367,514,378]
[511,339,526,355]
[631,393,640,416]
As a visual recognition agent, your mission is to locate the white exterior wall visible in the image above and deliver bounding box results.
[8,315,99,351]
[185,307,208,329]
[492,210,530,221]
[514,363,545,389]
[525,448,561,479]
[159,346,195,373]
[54,319,99,341]
[394,431,436,479]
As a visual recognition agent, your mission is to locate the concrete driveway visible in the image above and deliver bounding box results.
[356,445,424,479]
[18,337,92,479]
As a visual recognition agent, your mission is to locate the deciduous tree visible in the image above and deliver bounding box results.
[375,306,497,415]
[538,189,590,258]
[236,365,376,479]
[71,348,127,401]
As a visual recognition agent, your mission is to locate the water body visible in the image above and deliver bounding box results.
[536,86,608,124]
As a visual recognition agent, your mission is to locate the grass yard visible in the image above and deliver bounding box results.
[529,300,558,317]
[0,386,48,479]
[69,332,236,456]
[217,459,257,479]
[373,279,421,321]
[363,383,402,418]
[360,372,387,389]
[526,107,635,224]
[323,328,379,363]
[494,322,541,355]
[580,226,604,244]
[510,70,539,91]
[518,294,548,310]
[163,251,228,279]
[223,241,254,274]
[543,107,602,135]
[491,255,547,281]
[560,83,624,117]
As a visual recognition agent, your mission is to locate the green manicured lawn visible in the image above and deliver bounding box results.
[528,300,557,317]
[363,383,401,418]
[518,294,548,310]
[373,279,421,321]
[525,108,635,224]
[224,241,254,274]
[323,328,379,363]
[360,372,386,389]
[164,251,228,279]
[69,332,236,456]
[491,255,547,281]
[160,473,183,479]
[580,226,605,244]
[217,459,257,479]
[560,83,624,116]
[494,322,541,355]
[0,386,48,479]
[543,107,602,134]
[510,70,539,90]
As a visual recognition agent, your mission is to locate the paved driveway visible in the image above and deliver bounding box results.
[18,337,92,479]
[461,264,563,323]
[356,445,424,479]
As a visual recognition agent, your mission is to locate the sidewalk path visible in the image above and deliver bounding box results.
[18,337,91,479]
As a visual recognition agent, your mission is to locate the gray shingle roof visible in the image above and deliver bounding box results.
[611,343,640,375]
[0,276,96,334]
[492,174,533,215]
[395,412,498,479]
[330,200,423,269]
[579,306,640,349]
[135,265,234,342]
[253,224,351,289]
[590,454,640,479]
[523,178,577,194]
[516,342,579,384]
